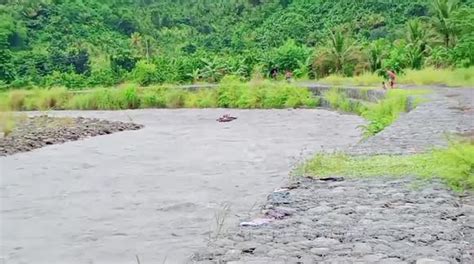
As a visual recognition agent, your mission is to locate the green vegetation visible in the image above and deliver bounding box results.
[0,80,426,137]
[0,77,318,111]
[1,0,473,89]
[302,142,474,191]
[323,88,426,136]
[319,67,474,87]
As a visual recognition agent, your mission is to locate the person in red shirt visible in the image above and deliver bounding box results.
[387,69,397,89]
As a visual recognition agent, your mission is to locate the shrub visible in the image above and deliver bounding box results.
[133,60,158,86]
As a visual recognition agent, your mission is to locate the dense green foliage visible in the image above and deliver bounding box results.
[1,0,473,89]
[302,141,474,191]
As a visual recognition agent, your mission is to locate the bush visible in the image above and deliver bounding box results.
[88,69,120,87]
[133,60,159,86]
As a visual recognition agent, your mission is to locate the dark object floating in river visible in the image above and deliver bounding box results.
[216,114,237,123]
[319,177,345,182]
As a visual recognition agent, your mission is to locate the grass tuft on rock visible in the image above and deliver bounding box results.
[301,141,474,192]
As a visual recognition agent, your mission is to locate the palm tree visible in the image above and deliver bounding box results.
[368,39,388,72]
[130,32,151,61]
[130,32,142,49]
[327,30,355,73]
[430,0,459,48]
[406,19,433,69]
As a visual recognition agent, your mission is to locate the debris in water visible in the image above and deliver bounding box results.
[216,114,237,123]
[319,177,345,182]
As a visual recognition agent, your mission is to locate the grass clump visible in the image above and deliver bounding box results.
[302,141,474,192]
[398,67,474,87]
[217,76,318,109]
[0,112,16,136]
[323,88,366,114]
[319,67,474,87]
[0,78,318,110]
[361,90,412,136]
[320,72,381,87]
[323,88,427,136]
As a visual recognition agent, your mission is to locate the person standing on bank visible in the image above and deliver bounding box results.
[387,69,397,89]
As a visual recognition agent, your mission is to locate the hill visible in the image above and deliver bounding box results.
[0,0,473,88]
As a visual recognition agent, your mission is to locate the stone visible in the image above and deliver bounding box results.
[310,247,330,256]
[267,249,286,257]
[353,243,372,254]
[268,191,291,205]
[312,237,340,247]
[253,245,271,255]
[415,259,450,264]
[223,250,241,261]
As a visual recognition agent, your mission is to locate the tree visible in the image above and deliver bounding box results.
[313,30,363,77]
[430,0,460,48]
[405,19,432,69]
[368,39,388,72]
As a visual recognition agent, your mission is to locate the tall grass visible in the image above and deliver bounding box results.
[302,141,474,192]
[322,88,425,136]
[323,88,366,114]
[0,78,319,111]
[398,67,474,87]
[361,90,413,136]
[319,72,381,87]
[319,67,474,87]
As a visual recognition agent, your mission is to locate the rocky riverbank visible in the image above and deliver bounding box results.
[193,177,473,264]
[0,115,143,156]
[191,87,474,264]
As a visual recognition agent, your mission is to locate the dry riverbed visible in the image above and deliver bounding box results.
[0,109,365,263]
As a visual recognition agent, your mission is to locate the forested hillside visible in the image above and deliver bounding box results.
[0,0,473,88]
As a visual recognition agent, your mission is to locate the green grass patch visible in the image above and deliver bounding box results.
[0,77,319,111]
[323,88,427,136]
[319,67,474,88]
[319,72,381,87]
[398,67,474,87]
[301,142,474,192]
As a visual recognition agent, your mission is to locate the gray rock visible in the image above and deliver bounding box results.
[353,243,372,254]
[310,247,330,256]
[267,248,286,257]
[415,259,450,264]
[312,237,340,247]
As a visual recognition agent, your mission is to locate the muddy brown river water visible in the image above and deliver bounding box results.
[0,109,365,264]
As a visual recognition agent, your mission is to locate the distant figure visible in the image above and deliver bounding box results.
[270,68,278,79]
[285,70,293,82]
[387,69,397,89]
[382,81,388,90]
